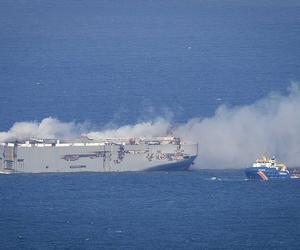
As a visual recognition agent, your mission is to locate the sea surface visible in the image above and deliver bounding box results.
[1,171,300,250]
[1,0,300,249]
[0,0,300,129]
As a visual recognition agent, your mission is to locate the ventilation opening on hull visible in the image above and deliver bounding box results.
[69,165,87,169]
[4,160,14,170]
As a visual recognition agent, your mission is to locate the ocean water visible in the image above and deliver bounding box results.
[0,0,300,129]
[1,0,300,249]
[1,171,300,250]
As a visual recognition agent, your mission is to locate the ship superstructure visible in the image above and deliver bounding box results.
[0,137,197,174]
[245,155,290,180]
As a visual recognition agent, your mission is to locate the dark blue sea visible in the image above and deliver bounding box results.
[1,171,300,250]
[1,0,300,249]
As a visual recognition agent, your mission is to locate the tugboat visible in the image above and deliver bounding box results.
[245,155,290,181]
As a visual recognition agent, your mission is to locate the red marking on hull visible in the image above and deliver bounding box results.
[257,171,268,181]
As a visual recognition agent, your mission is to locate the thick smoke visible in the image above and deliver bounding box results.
[0,117,81,142]
[175,83,300,168]
[86,118,171,139]
[1,84,300,168]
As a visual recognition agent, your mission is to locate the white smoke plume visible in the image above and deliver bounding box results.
[0,117,80,142]
[86,118,171,139]
[1,83,300,168]
[175,83,300,168]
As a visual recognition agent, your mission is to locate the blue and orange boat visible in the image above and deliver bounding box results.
[245,155,290,180]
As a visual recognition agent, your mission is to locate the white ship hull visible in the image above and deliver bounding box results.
[0,138,197,174]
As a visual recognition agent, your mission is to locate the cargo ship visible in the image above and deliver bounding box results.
[0,137,198,174]
[245,155,290,180]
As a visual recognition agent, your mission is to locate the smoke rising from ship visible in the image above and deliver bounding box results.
[86,118,172,140]
[0,117,80,142]
[175,83,300,168]
[1,83,300,168]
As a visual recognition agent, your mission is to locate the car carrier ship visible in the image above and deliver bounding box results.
[0,137,198,174]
